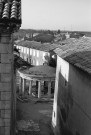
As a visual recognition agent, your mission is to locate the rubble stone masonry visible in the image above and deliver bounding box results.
[0,33,14,135]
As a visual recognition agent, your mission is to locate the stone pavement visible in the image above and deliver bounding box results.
[16,97,54,135]
[16,119,40,135]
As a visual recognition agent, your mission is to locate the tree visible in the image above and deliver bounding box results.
[57,29,61,34]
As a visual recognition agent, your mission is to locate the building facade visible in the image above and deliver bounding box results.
[16,45,49,65]
[15,40,58,66]
[52,56,91,135]
[52,37,91,135]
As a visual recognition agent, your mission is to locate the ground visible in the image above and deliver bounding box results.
[16,96,54,135]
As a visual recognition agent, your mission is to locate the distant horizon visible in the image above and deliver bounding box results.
[21,26,91,33]
[20,28,91,33]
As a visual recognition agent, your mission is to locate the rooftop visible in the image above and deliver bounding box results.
[15,40,60,52]
[54,37,91,74]
[19,65,56,81]
[0,0,21,32]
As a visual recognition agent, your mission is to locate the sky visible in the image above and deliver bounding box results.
[21,0,91,31]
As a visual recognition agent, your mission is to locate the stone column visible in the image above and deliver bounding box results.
[0,32,14,135]
[48,81,51,98]
[38,81,41,99]
[22,78,26,94]
[23,47,24,59]
[19,77,23,95]
[29,80,32,95]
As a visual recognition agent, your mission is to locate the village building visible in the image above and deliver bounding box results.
[15,40,58,66]
[65,32,70,39]
[0,0,21,135]
[15,40,58,100]
[52,37,91,135]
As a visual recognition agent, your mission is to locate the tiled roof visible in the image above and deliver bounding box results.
[19,65,56,78]
[0,0,21,27]
[15,40,59,52]
[40,43,59,52]
[54,37,91,74]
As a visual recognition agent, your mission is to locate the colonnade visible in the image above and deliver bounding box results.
[19,77,53,99]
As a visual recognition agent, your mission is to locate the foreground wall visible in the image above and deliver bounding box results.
[0,33,15,135]
[52,55,91,135]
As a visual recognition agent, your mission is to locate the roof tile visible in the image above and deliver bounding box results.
[15,40,59,52]
[54,37,91,74]
[0,0,21,25]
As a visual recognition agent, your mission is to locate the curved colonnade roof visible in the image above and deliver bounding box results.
[18,65,56,81]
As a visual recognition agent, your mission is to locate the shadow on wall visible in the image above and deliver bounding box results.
[53,52,91,135]
[57,69,74,135]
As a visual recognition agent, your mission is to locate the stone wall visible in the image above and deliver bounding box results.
[0,33,14,135]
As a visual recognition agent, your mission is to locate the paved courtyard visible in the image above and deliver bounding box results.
[16,96,54,135]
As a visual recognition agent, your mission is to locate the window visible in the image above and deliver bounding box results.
[37,51,39,57]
